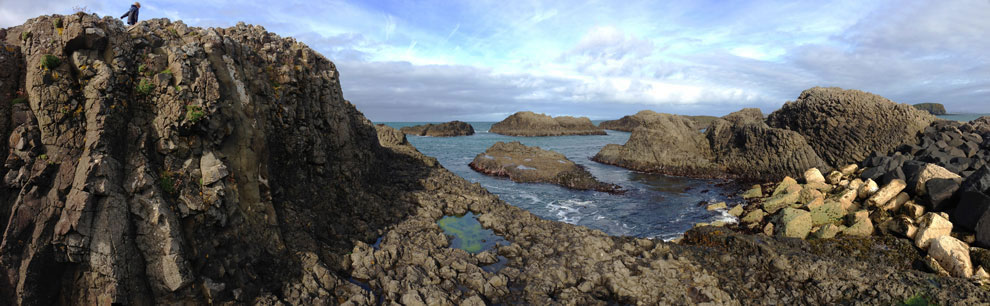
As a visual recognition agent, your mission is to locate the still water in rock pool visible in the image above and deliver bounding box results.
[382,122,740,241]
[437,212,507,253]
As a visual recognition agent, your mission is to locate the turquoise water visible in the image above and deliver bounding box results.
[937,114,988,122]
[382,122,736,241]
[437,212,507,253]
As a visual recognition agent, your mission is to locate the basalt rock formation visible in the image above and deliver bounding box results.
[469,141,622,193]
[768,87,937,168]
[598,110,719,132]
[913,102,947,115]
[490,111,605,136]
[593,113,719,177]
[1,14,986,305]
[399,121,474,137]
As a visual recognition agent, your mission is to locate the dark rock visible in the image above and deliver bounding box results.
[861,166,885,181]
[926,178,960,211]
[470,141,622,193]
[705,119,827,180]
[954,191,990,231]
[912,103,947,115]
[767,87,936,167]
[880,168,905,186]
[399,121,475,137]
[593,113,719,177]
[492,111,605,136]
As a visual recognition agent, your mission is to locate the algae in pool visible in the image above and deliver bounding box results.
[437,212,507,253]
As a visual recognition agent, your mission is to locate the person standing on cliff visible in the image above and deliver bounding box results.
[120,2,141,26]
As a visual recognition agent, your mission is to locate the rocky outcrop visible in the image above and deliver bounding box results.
[399,121,474,137]
[768,87,937,167]
[705,113,828,181]
[598,110,661,132]
[1,13,987,305]
[490,111,605,136]
[469,141,621,193]
[592,113,719,177]
[595,108,827,180]
[913,103,947,115]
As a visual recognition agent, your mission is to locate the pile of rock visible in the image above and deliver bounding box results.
[734,165,990,282]
[399,121,475,137]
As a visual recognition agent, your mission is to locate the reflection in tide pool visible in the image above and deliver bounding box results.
[437,212,508,253]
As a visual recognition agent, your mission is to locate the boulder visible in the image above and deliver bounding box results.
[842,210,873,237]
[810,201,845,226]
[888,216,918,239]
[826,171,843,184]
[880,192,910,212]
[925,178,960,211]
[762,190,801,215]
[767,87,936,167]
[772,177,799,196]
[491,111,605,136]
[399,121,475,137]
[866,179,906,208]
[775,208,813,239]
[706,202,727,211]
[971,247,990,272]
[915,213,953,249]
[910,164,962,196]
[804,168,826,184]
[840,164,859,176]
[857,179,879,200]
[928,236,973,278]
[741,209,766,225]
[811,224,842,239]
[728,205,744,217]
[741,185,763,199]
[954,191,990,231]
[901,202,926,220]
[470,141,622,193]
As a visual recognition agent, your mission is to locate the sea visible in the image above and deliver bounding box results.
[937,113,987,122]
[380,122,737,241]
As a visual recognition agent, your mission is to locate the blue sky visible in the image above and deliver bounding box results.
[3,0,989,121]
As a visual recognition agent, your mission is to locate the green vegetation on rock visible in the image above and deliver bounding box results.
[437,212,505,254]
[185,105,204,122]
[899,293,936,306]
[136,79,153,96]
[40,55,60,70]
[11,96,27,105]
[53,18,63,29]
[20,31,31,41]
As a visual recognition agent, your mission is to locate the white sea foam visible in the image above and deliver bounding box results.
[546,199,593,224]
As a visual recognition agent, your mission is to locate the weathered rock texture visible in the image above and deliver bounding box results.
[706,114,827,180]
[490,111,605,136]
[593,113,718,177]
[913,103,947,115]
[1,14,987,305]
[469,141,621,193]
[768,87,936,167]
[399,120,474,137]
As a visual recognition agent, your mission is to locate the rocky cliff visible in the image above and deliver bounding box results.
[913,102,947,115]
[0,14,986,305]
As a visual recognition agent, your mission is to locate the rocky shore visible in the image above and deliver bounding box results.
[469,141,622,193]
[913,102,947,115]
[399,121,475,137]
[490,111,605,136]
[0,13,987,305]
[594,88,934,180]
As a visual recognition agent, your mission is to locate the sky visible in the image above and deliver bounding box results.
[2,0,989,121]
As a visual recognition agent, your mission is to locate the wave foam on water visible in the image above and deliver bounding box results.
[547,199,594,224]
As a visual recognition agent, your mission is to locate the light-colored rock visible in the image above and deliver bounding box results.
[810,201,845,226]
[880,192,910,212]
[826,171,843,184]
[772,176,798,196]
[804,168,826,184]
[728,205,744,217]
[200,151,229,185]
[888,216,918,239]
[742,209,766,225]
[741,185,763,199]
[915,213,953,250]
[837,188,857,209]
[763,223,774,236]
[776,208,813,239]
[925,255,952,277]
[842,210,873,237]
[928,235,973,278]
[798,188,823,205]
[848,178,864,191]
[974,267,989,282]
[913,163,963,196]
[811,224,842,239]
[840,164,859,176]
[804,197,824,210]
[901,202,925,219]
[856,178,878,200]
[866,179,906,207]
[804,182,833,193]
[762,190,801,214]
[706,202,727,211]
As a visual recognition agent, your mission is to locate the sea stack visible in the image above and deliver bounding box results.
[490,111,606,136]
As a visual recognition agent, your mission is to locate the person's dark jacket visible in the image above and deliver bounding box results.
[120,5,139,25]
